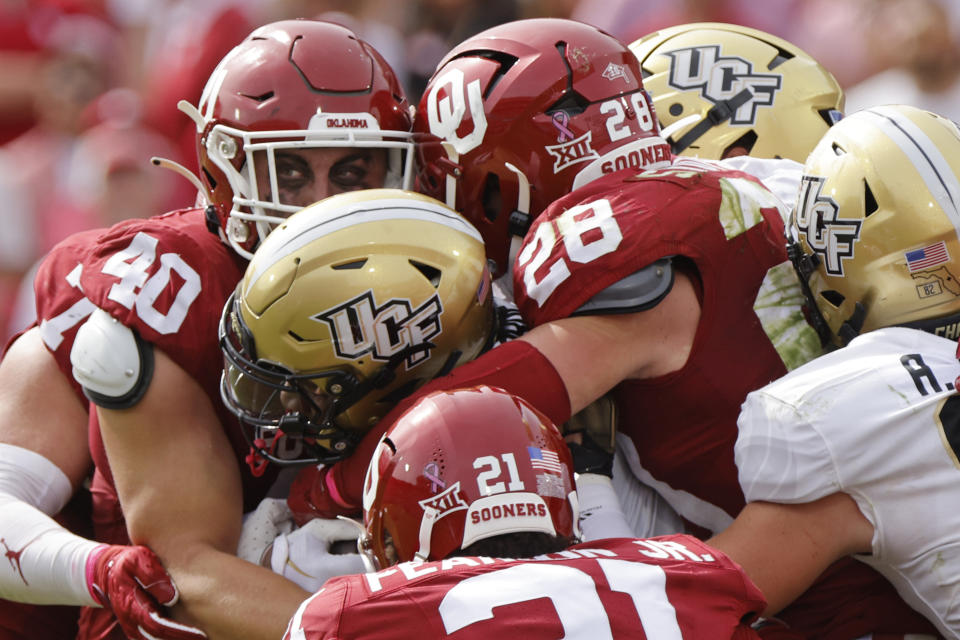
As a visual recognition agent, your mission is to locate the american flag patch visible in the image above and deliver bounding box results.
[527,446,563,474]
[905,241,950,272]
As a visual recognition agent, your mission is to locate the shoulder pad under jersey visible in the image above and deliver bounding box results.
[573,258,674,316]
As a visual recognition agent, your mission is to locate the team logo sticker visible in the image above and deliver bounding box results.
[664,45,782,124]
[545,131,600,173]
[601,62,628,82]
[419,482,468,519]
[794,175,862,276]
[315,291,443,369]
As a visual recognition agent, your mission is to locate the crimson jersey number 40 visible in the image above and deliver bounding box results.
[41,232,201,349]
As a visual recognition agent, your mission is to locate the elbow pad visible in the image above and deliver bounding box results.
[70,308,154,409]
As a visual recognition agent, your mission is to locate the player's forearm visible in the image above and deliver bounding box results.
[708,495,871,615]
[168,545,309,639]
[0,445,99,605]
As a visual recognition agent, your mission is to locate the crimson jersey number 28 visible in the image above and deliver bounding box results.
[517,198,622,306]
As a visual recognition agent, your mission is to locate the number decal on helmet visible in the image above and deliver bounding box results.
[473,454,525,494]
[600,92,656,142]
[426,68,488,155]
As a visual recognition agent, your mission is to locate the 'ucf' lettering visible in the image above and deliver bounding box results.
[315,291,443,368]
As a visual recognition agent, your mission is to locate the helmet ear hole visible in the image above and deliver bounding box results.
[723,130,758,157]
[482,173,502,223]
[819,289,845,309]
[409,260,442,287]
[863,181,879,217]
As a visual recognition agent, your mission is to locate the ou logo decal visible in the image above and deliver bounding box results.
[427,68,488,155]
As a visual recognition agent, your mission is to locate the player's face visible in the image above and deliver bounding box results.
[254,147,389,209]
[279,381,332,420]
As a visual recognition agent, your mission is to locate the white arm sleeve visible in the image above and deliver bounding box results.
[0,443,100,606]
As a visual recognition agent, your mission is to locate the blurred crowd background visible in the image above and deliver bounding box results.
[2,0,959,342]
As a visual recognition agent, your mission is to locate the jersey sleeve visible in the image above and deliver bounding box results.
[735,388,840,505]
[73,209,243,391]
[32,227,109,402]
[284,581,350,640]
[512,164,787,327]
[650,533,768,625]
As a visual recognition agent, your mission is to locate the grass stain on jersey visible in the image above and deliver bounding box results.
[754,261,824,371]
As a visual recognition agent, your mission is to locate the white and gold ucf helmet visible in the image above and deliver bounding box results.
[789,105,960,347]
[630,22,844,161]
[219,189,495,467]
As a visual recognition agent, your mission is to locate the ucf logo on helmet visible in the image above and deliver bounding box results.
[315,291,443,369]
[795,175,863,277]
[665,45,782,124]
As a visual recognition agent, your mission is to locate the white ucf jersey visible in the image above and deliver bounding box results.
[736,326,960,638]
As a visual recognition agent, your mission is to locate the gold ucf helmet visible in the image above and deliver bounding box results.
[219,189,495,468]
[789,105,960,347]
[630,23,844,161]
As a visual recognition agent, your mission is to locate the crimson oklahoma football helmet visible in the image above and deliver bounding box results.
[361,385,578,569]
[184,19,414,259]
[414,18,672,276]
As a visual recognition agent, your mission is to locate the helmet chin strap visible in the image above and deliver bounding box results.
[442,144,460,210]
[669,88,754,155]
[414,506,440,564]
[504,162,532,271]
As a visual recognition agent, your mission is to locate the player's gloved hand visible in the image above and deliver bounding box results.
[237,497,296,566]
[269,518,367,591]
[566,431,615,477]
[288,464,361,526]
[87,544,207,640]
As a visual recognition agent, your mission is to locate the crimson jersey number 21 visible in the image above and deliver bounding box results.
[439,558,683,637]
